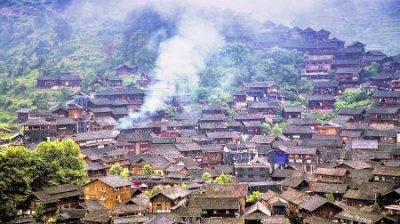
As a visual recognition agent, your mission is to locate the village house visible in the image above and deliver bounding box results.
[315,122,340,136]
[372,90,400,106]
[22,184,81,219]
[302,55,333,81]
[313,167,348,184]
[72,130,119,149]
[372,166,400,184]
[233,156,272,182]
[343,182,397,208]
[22,118,54,143]
[82,175,132,209]
[313,81,339,95]
[223,143,257,165]
[362,50,387,66]
[284,145,319,172]
[283,125,315,139]
[366,107,400,125]
[148,185,190,213]
[335,67,362,87]
[206,131,240,144]
[37,73,81,89]
[115,64,135,77]
[363,129,397,144]
[282,106,303,119]
[307,95,336,110]
[309,183,348,200]
[201,104,227,115]
[117,132,153,155]
[247,101,280,118]
[200,144,223,168]
[232,92,247,105]
[335,208,387,224]
[338,108,365,122]
[243,81,278,101]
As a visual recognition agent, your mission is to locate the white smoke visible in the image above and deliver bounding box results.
[117,12,224,129]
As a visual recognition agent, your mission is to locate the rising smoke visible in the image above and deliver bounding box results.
[117,12,223,129]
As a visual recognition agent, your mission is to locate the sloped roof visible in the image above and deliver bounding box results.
[97,175,131,188]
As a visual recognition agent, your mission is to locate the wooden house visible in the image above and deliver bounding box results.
[283,125,315,139]
[201,104,227,115]
[115,64,135,77]
[244,81,277,100]
[309,183,348,200]
[94,87,145,106]
[372,166,400,184]
[232,92,247,105]
[148,185,190,213]
[366,107,400,125]
[338,108,365,122]
[363,129,397,144]
[315,123,340,136]
[117,132,152,155]
[313,81,339,95]
[298,194,343,220]
[72,130,119,149]
[282,106,302,119]
[233,156,272,182]
[302,55,333,81]
[306,95,336,110]
[343,182,396,207]
[37,74,81,89]
[242,121,263,135]
[129,154,171,176]
[23,184,81,219]
[372,91,400,106]
[234,113,266,123]
[82,175,132,209]
[244,202,272,223]
[362,50,387,66]
[200,144,223,168]
[54,118,77,137]
[335,67,362,87]
[223,143,257,165]
[284,146,319,172]
[336,209,386,224]
[206,131,240,144]
[16,108,31,123]
[314,168,347,184]
[369,72,393,90]
[22,118,54,143]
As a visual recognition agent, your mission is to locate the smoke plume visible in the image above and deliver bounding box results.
[117,12,223,129]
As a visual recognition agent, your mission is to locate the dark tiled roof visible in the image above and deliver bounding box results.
[313,81,339,88]
[310,183,348,194]
[372,90,400,98]
[367,106,400,114]
[307,95,336,101]
[97,175,131,188]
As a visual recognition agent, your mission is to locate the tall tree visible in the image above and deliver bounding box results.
[34,139,86,186]
[0,146,34,221]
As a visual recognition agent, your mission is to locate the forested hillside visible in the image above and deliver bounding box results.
[0,0,399,130]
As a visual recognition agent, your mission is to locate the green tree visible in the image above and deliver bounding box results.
[325,193,335,202]
[261,122,271,135]
[272,123,284,136]
[143,163,154,177]
[246,191,263,203]
[109,163,129,179]
[34,139,86,186]
[0,146,35,221]
[214,173,233,184]
[135,47,156,73]
[202,172,212,181]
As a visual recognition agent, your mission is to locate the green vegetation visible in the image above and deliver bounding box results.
[246,191,263,203]
[214,173,233,184]
[0,139,86,221]
[109,163,129,179]
[202,172,212,181]
[143,163,154,177]
[334,89,372,110]
[144,186,161,198]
